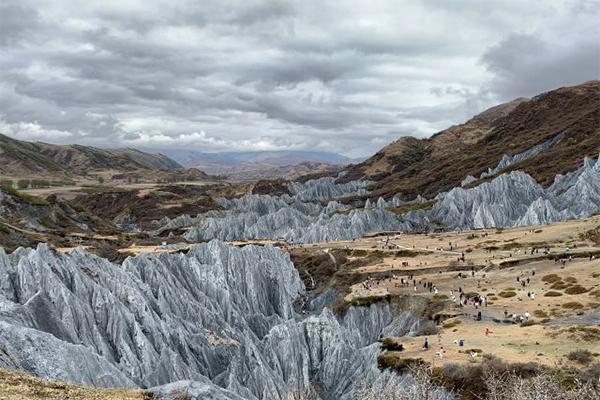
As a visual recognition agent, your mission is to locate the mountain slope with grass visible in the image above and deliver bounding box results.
[0,134,182,177]
[340,81,600,200]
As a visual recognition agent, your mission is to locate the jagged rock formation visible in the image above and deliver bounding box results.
[432,172,547,228]
[183,207,418,244]
[461,175,477,187]
[172,154,600,242]
[288,177,370,201]
[480,133,563,179]
[432,154,600,228]
[550,155,600,217]
[0,242,417,399]
[158,177,414,243]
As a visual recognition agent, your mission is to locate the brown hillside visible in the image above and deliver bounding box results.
[0,134,181,177]
[341,81,600,199]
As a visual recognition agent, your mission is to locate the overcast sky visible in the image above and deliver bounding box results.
[1,0,598,157]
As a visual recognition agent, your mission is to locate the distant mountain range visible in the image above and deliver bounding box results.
[0,133,182,177]
[144,149,363,180]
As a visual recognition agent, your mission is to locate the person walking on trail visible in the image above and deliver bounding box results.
[423,338,429,351]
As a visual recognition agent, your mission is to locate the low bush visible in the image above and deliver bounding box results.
[542,274,562,283]
[565,285,588,295]
[379,337,404,352]
[562,302,584,309]
[520,319,538,327]
[377,354,426,373]
[566,349,594,365]
[544,291,563,297]
[498,291,516,298]
[550,281,569,290]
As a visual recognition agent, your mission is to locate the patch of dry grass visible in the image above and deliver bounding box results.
[544,291,563,297]
[0,368,149,400]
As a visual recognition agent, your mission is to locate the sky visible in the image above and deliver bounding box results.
[0,0,598,157]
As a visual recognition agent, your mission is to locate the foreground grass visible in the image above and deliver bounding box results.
[0,368,150,400]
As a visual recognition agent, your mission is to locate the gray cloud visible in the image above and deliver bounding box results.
[482,33,599,100]
[0,0,597,157]
[0,2,39,46]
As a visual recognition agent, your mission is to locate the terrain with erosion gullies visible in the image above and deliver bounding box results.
[0,81,599,400]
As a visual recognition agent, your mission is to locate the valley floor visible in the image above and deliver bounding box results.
[297,215,600,370]
[2,216,600,399]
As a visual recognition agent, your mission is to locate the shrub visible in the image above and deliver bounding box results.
[562,302,584,309]
[566,350,594,365]
[17,179,30,189]
[544,291,563,297]
[443,319,461,329]
[520,320,538,327]
[0,179,14,189]
[498,291,517,298]
[565,285,588,295]
[533,310,549,318]
[550,281,569,290]
[416,321,439,336]
[542,274,562,283]
[379,337,404,352]
[377,354,427,374]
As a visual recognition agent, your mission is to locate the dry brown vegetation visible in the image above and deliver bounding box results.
[0,368,150,400]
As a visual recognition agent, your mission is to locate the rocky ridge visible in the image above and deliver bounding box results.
[432,154,600,229]
[175,154,600,242]
[0,242,418,400]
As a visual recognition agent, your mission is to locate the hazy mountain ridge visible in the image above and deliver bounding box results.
[146,149,361,179]
[0,134,182,177]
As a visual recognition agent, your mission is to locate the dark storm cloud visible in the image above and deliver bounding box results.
[0,0,597,157]
[0,2,39,46]
[482,33,600,100]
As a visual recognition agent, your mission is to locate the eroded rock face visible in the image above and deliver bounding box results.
[288,177,370,202]
[480,133,563,180]
[184,208,418,244]
[432,171,546,228]
[434,154,600,228]
[552,154,600,218]
[0,242,414,399]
